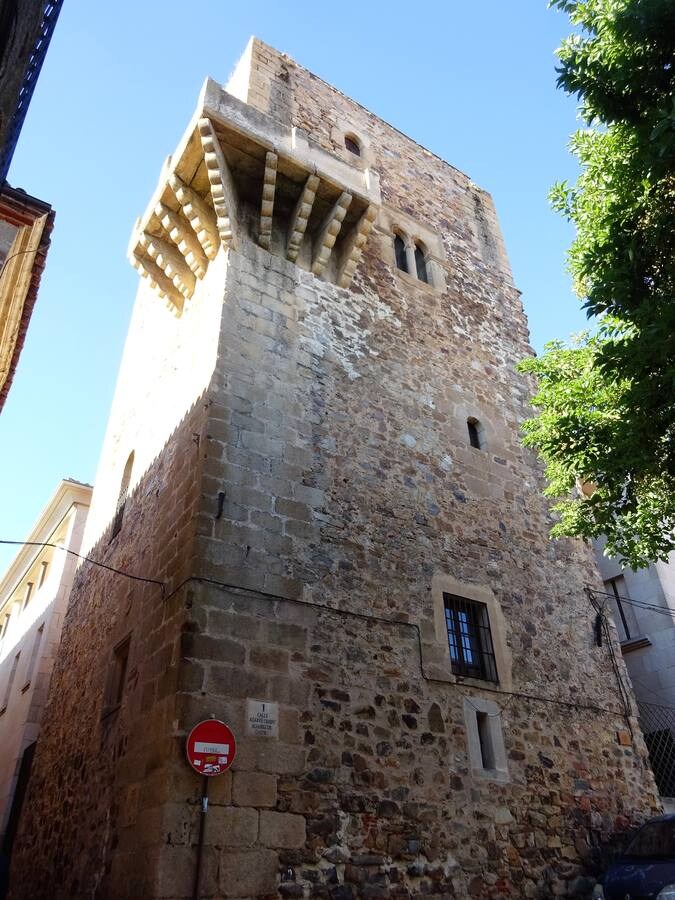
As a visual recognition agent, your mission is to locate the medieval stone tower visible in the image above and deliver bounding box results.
[9,39,659,900]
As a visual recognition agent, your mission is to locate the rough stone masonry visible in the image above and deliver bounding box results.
[9,37,660,900]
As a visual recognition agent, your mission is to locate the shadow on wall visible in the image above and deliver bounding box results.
[5,383,214,900]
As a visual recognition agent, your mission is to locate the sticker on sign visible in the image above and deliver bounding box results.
[194,742,230,755]
[246,699,279,737]
[186,720,236,777]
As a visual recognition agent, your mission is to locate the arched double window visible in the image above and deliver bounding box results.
[392,231,432,285]
[111,451,134,539]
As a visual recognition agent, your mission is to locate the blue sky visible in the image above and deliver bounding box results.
[0,0,589,567]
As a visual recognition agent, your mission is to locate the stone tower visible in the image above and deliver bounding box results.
[10,38,659,900]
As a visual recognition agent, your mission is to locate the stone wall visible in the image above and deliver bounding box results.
[7,264,225,897]
[169,581,653,900]
[8,37,661,900]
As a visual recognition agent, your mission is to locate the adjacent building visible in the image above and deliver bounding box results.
[0,479,91,866]
[8,39,661,900]
[594,537,675,803]
[0,186,54,410]
[0,0,62,411]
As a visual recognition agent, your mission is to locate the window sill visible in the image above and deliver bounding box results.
[454,672,501,691]
[471,766,510,784]
[394,268,437,293]
[423,657,507,693]
[620,635,651,653]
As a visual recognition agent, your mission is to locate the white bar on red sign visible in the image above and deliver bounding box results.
[194,742,230,754]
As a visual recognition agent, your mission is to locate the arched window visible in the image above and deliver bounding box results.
[111,452,134,539]
[467,418,483,450]
[415,242,429,283]
[394,234,408,273]
[344,134,361,156]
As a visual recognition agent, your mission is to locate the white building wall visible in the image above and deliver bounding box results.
[0,482,91,845]
[594,539,675,708]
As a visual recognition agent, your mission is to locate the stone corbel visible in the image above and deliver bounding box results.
[169,174,220,261]
[130,252,184,315]
[138,232,196,299]
[286,173,319,263]
[258,151,278,250]
[155,202,208,279]
[337,205,378,288]
[197,117,239,250]
[311,191,352,277]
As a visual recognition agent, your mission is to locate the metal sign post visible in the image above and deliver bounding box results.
[186,719,237,900]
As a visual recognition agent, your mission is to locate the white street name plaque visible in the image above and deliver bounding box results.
[246,699,279,737]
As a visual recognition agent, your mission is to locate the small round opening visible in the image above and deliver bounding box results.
[344,134,361,156]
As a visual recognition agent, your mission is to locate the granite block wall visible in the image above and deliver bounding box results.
[7,38,661,900]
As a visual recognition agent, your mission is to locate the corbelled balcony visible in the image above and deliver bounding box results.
[128,78,381,315]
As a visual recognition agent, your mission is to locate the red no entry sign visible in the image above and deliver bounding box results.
[186,719,236,777]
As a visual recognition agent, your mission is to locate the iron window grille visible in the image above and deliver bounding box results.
[444,593,498,683]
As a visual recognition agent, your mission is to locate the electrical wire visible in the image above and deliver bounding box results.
[0,540,656,720]
[587,586,675,622]
[0,540,166,598]
[165,574,628,719]
[0,247,40,279]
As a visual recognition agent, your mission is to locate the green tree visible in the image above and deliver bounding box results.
[519,0,675,568]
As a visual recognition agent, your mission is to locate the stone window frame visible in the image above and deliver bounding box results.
[330,117,373,170]
[426,572,512,693]
[467,416,486,451]
[344,132,362,157]
[391,227,434,286]
[444,593,498,683]
[463,696,509,783]
[377,206,446,293]
[102,633,132,719]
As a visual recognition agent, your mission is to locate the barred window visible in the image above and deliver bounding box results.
[444,594,498,682]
